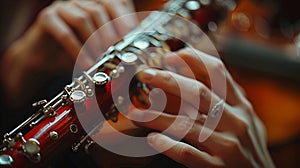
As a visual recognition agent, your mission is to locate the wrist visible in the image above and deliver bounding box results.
[1,38,45,106]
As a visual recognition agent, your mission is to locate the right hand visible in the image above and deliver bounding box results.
[129,48,275,168]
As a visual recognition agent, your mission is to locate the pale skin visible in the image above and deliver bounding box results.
[128,48,276,168]
[1,0,275,167]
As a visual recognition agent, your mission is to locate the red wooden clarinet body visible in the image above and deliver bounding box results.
[0,0,234,167]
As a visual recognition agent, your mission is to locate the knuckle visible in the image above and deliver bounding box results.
[180,117,195,132]
[223,136,240,151]
[57,30,72,42]
[236,118,249,135]
[211,59,225,72]
[87,7,101,17]
[197,82,207,95]
[74,12,90,23]
[81,2,101,15]
[38,8,52,21]
[178,145,194,161]
[187,123,201,142]
[88,5,105,16]
[161,71,173,83]
[242,100,254,115]
[192,82,208,99]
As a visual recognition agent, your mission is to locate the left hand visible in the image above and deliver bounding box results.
[1,0,137,105]
[128,48,275,168]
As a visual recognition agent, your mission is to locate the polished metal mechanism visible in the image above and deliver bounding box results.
[22,138,40,155]
[0,154,14,166]
[109,65,125,78]
[43,106,56,117]
[208,21,218,32]
[82,71,94,84]
[85,85,94,97]
[72,122,103,152]
[31,153,41,163]
[84,140,95,154]
[30,117,44,128]
[120,52,138,65]
[70,124,78,134]
[103,62,117,70]
[65,85,73,92]
[16,134,42,163]
[32,100,47,108]
[70,90,86,103]
[133,40,150,49]
[72,135,88,152]
[49,131,59,141]
[61,94,68,100]
[185,0,201,10]
[200,0,211,5]
[0,1,233,166]
[93,72,110,86]
[117,66,125,73]
[117,96,124,105]
[110,69,120,78]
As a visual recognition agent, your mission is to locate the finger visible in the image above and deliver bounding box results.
[217,105,267,164]
[148,130,255,167]
[138,105,265,167]
[137,68,219,113]
[129,108,254,163]
[56,2,102,65]
[166,48,227,97]
[143,94,253,147]
[133,110,236,154]
[162,49,260,154]
[74,1,119,50]
[136,68,243,135]
[146,86,201,117]
[55,2,96,41]
[173,65,210,86]
[38,7,93,69]
[128,108,225,147]
[73,0,106,56]
[147,132,224,168]
[148,89,182,115]
[164,50,209,84]
[128,109,198,143]
[100,0,138,36]
[128,107,236,145]
[165,48,243,106]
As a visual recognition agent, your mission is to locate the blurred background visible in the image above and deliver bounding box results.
[0,0,299,167]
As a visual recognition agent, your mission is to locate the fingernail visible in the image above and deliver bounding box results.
[140,69,156,81]
[147,132,158,145]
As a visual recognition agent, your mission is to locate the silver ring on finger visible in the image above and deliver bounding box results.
[208,99,224,118]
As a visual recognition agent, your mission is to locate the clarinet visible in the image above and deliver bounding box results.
[0,0,235,167]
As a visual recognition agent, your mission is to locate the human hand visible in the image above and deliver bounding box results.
[1,0,136,102]
[128,48,275,168]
